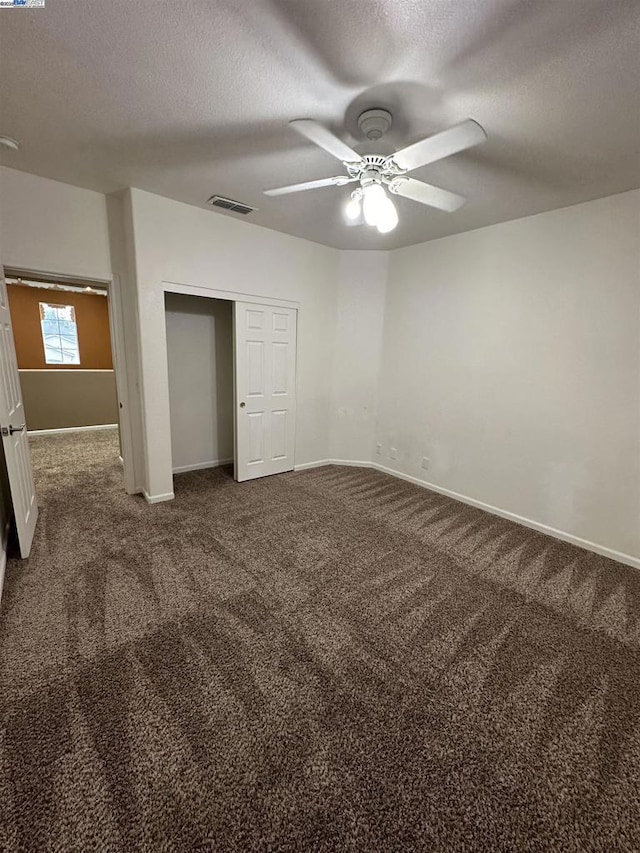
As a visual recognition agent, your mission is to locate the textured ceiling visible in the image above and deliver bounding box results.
[1,0,639,249]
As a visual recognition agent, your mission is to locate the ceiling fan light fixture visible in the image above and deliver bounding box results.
[344,190,362,221]
[362,182,398,232]
[376,197,399,233]
[362,182,388,227]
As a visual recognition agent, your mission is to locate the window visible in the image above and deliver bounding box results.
[39,302,80,365]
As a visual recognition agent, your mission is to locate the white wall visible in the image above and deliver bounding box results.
[329,251,387,462]
[377,190,640,562]
[165,293,233,472]
[0,167,111,279]
[126,188,342,499]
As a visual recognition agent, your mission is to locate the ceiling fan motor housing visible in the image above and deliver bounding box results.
[346,155,404,188]
[357,109,393,140]
[360,166,385,189]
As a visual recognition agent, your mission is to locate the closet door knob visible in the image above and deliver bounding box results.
[239,402,246,408]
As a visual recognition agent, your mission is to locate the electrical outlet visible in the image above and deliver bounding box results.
[390,447,398,460]
[375,443,382,456]
[421,457,430,470]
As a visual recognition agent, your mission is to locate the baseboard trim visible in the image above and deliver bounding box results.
[294,458,371,472]
[295,458,640,570]
[371,463,640,570]
[294,459,330,472]
[143,490,175,505]
[173,458,233,474]
[28,424,119,436]
[0,515,11,609]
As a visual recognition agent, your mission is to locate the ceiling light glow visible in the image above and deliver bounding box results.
[376,197,398,233]
[362,183,388,227]
[345,192,361,221]
[360,182,398,233]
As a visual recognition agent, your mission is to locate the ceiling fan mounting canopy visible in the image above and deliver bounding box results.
[357,108,393,140]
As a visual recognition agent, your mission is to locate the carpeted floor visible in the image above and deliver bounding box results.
[1,431,639,852]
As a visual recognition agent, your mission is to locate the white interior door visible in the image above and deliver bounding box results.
[234,301,297,482]
[0,274,38,557]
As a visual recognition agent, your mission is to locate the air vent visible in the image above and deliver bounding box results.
[207,195,256,215]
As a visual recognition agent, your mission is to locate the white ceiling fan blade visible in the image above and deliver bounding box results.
[390,177,467,212]
[392,119,487,172]
[264,175,356,196]
[289,119,363,164]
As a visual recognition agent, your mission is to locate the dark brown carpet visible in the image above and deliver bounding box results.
[1,431,639,852]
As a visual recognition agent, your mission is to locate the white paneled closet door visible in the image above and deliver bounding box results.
[0,274,38,556]
[234,302,297,482]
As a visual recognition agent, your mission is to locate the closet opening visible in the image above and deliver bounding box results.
[164,292,234,479]
[163,285,299,491]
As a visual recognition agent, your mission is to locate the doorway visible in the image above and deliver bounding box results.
[5,274,119,433]
[1,269,133,554]
[163,286,298,488]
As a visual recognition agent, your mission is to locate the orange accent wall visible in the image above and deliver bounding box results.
[7,284,113,370]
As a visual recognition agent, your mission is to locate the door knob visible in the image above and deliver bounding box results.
[239,402,246,408]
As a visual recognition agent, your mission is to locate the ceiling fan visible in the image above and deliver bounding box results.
[264,110,487,233]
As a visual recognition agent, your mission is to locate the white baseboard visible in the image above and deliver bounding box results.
[373,463,640,570]
[295,458,640,570]
[330,458,372,468]
[173,458,233,474]
[28,424,119,436]
[294,458,371,472]
[0,515,11,610]
[143,490,175,505]
[294,459,330,472]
